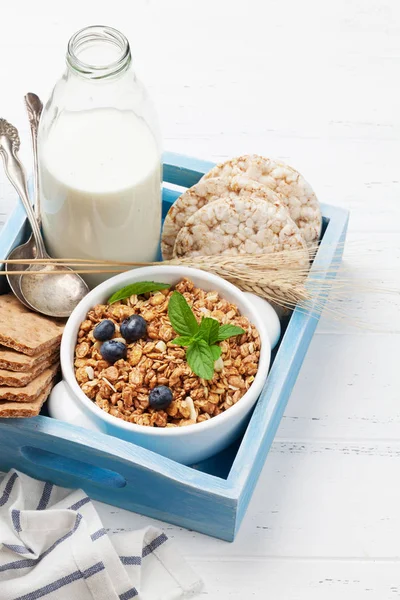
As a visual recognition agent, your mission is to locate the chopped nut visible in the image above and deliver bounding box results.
[85,366,95,380]
[214,356,224,372]
[155,340,167,353]
[185,396,197,421]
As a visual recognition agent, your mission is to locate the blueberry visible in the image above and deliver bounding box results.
[120,315,147,342]
[100,340,127,363]
[149,386,173,410]
[93,319,115,341]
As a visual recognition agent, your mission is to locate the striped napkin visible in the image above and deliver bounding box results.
[0,470,202,599]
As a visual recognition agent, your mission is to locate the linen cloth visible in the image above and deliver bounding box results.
[0,470,202,600]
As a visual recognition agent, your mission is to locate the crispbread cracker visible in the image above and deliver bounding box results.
[0,295,65,356]
[0,344,58,372]
[162,175,284,260]
[0,380,54,418]
[0,362,59,402]
[0,351,59,387]
[173,194,309,264]
[202,155,322,245]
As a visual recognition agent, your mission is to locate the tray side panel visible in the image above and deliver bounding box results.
[0,417,238,541]
[230,204,349,536]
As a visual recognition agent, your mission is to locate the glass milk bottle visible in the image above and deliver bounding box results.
[38,26,162,288]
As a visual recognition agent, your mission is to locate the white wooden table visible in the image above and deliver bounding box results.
[1,1,400,597]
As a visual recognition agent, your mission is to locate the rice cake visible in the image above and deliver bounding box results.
[0,345,59,372]
[0,351,59,387]
[201,155,322,246]
[0,362,59,402]
[0,380,54,418]
[162,175,284,260]
[173,195,309,263]
[0,295,65,356]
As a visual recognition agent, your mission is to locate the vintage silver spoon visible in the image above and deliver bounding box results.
[24,93,42,221]
[0,118,89,317]
[4,94,44,306]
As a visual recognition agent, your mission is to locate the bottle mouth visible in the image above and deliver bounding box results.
[67,25,131,79]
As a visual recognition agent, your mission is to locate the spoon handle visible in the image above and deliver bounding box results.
[24,93,43,223]
[0,126,47,258]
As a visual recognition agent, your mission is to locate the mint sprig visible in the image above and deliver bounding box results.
[168,291,245,380]
[107,281,170,304]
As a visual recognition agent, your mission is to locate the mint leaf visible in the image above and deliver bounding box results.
[198,317,219,345]
[186,340,215,380]
[168,291,242,380]
[108,281,170,304]
[210,344,222,361]
[168,291,199,337]
[217,324,245,341]
[171,336,193,347]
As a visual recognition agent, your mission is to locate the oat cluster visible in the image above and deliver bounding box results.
[74,279,260,427]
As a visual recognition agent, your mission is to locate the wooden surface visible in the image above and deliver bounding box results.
[1,0,399,597]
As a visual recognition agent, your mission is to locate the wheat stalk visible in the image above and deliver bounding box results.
[1,244,396,324]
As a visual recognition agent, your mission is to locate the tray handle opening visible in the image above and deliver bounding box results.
[20,446,127,488]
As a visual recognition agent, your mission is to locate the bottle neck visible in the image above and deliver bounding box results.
[66,25,131,80]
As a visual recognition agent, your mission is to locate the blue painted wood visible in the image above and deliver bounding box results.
[0,417,237,540]
[0,178,33,294]
[0,202,28,294]
[229,203,349,535]
[0,152,349,541]
[163,151,215,188]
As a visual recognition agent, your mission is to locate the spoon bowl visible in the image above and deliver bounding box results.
[5,239,37,308]
[20,263,91,317]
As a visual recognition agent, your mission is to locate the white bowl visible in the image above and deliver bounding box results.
[48,266,280,465]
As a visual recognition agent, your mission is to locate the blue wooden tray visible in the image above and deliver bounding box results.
[0,152,349,541]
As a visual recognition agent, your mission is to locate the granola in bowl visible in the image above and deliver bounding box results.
[74,278,261,427]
